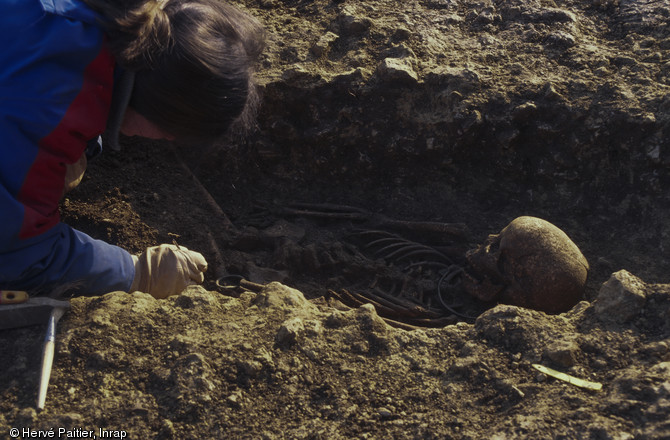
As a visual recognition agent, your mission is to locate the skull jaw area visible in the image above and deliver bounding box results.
[462,269,585,314]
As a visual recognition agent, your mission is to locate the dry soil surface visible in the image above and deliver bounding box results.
[2,0,670,438]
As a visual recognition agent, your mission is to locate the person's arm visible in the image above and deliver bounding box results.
[1,221,208,298]
[0,223,135,297]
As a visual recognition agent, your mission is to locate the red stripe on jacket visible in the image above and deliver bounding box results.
[18,46,115,239]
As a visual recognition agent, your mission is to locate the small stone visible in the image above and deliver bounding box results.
[351,340,369,354]
[593,270,647,323]
[611,55,637,67]
[511,102,537,123]
[474,9,496,25]
[338,7,372,35]
[544,340,580,368]
[275,317,305,346]
[239,360,264,377]
[543,82,564,100]
[227,393,242,409]
[376,58,418,84]
[641,341,669,358]
[254,348,275,369]
[545,31,576,49]
[591,358,607,369]
[378,407,394,419]
[159,419,176,440]
[392,26,412,41]
[310,32,339,57]
[303,347,319,361]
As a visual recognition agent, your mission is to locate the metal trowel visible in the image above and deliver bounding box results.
[0,295,70,330]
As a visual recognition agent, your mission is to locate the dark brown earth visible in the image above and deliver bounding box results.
[2,0,670,438]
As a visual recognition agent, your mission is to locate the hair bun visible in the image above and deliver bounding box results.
[115,0,173,68]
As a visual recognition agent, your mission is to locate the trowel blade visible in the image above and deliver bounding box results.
[0,298,71,330]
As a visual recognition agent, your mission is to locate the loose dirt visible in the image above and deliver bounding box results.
[2,0,670,438]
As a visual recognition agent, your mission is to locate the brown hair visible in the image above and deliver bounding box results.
[84,0,265,144]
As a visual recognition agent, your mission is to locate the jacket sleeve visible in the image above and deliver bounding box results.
[0,223,136,296]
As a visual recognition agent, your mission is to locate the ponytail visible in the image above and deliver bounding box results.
[83,0,265,143]
[116,0,173,68]
[83,0,173,69]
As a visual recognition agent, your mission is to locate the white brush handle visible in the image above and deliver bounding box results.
[36,307,65,410]
[37,340,55,410]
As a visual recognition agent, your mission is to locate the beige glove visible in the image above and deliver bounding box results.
[130,244,208,299]
[62,154,87,196]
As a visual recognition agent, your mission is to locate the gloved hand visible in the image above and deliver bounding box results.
[130,244,208,299]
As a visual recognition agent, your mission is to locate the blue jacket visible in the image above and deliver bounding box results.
[0,0,135,296]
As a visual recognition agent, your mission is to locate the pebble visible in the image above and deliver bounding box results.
[338,7,372,35]
[376,57,418,84]
[545,31,576,49]
[641,341,669,358]
[275,317,305,346]
[227,393,242,409]
[592,358,609,369]
[377,407,393,419]
[239,359,264,377]
[310,32,339,57]
[593,270,647,323]
[392,27,411,41]
[159,419,176,440]
[544,340,580,367]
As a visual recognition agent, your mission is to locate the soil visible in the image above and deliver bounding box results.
[2,0,670,438]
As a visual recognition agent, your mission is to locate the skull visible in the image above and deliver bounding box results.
[462,216,589,314]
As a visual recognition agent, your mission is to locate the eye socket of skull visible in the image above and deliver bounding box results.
[462,232,507,301]
[486,233,500,254]
[466,233,504,282]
